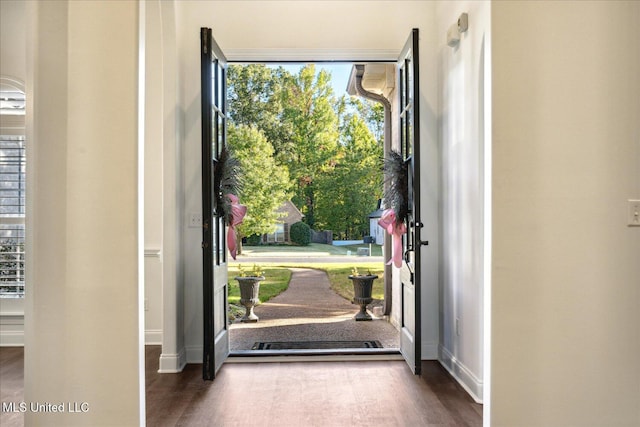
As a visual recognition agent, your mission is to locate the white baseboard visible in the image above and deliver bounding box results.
[422,341,438,360]
[186,345,203,364]
[0,314,24,346]
[438,345,483,403]
[158,347,187,373]
[0,330,24,346]
[1,329,163,347]
[145,329,162,345]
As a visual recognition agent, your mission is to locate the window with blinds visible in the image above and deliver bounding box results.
[0,136,25,216]
[0,135,25,297]
[1,76,26,297]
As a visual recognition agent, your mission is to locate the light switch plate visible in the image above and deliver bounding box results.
[628,200,640,226]
[189,213,202,228]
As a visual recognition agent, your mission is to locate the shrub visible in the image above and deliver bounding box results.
[245,234,262,246]
[289,221,311,246]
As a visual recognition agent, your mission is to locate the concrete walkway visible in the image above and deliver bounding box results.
[229,268,400,351]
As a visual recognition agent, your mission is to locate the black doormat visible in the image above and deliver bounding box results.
[252,340,383,350]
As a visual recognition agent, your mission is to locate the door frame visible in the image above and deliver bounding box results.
[201,27,231,380]
[201,38,430,374]
[397,28,422,374]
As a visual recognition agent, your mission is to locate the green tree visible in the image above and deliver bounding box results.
[315,112,383,239]
[280,64,339,228]
[336,96,385,145]
[226,64,384,240]
[227,124,290,247]
[227,64,291,156]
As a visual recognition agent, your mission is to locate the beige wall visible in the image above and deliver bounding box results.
[24,1,144,425]
[490,1,640,425]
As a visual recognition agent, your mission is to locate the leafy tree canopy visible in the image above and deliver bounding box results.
[315,112,383,239]
[226,63,383,240]
[227,64,291,155]
[280,64,339,228]
[227,123,290,238]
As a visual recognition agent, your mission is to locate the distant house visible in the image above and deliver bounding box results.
[367,199,385,245]
[262,200,304,244]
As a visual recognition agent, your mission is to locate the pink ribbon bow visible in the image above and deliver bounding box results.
[377,209,406,268]
[227,194,247,260]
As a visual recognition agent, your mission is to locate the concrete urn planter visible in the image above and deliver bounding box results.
[235,276,265,322]
[348,274,378,321]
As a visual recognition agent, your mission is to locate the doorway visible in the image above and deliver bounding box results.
[200,27,423,379]
[221,61,397,354]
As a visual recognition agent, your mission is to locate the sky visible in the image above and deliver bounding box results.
[270,63,354,97]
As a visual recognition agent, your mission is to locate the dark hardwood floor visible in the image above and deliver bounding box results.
[0,347,23,427]
[1,346,482,426]
[147,346,483,426]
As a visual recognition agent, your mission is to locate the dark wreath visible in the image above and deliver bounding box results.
[213,146,243,225]
[382,150,409,225]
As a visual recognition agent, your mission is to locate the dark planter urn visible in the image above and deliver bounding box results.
[348,274,378,321]
[235,276,265,322]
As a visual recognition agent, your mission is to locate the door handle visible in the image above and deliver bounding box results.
[415,221,427,245]
[404,241,427,263]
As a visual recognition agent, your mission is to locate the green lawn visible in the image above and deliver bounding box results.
[317,263,384,301]
[229,261,385,302]
[228,265,291,306]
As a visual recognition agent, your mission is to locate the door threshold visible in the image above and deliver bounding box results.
[227,348,403,363]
